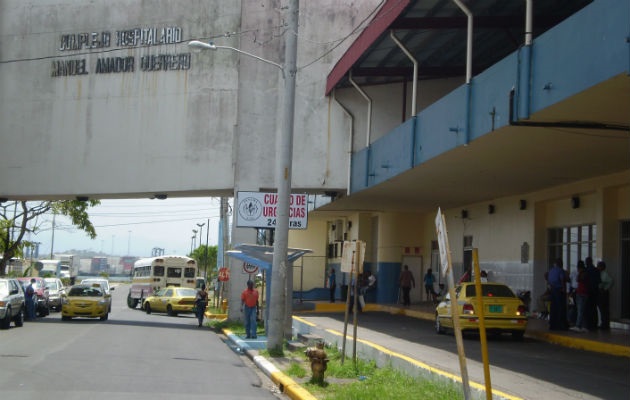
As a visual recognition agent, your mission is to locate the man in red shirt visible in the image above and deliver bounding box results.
[240,280,259,339]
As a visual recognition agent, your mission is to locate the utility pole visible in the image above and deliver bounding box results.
[267,0,299,354]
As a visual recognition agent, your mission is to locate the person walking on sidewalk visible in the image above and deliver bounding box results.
[548,258,568,331]
[570,261,588,333]
[597,260,613,330]
[195,284,209,327]
[325,268,337,303]
[240,280,259,339]
[585,257,600,331]
[400,265,415,306]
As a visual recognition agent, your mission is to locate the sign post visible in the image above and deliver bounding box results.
[435,208,471,400]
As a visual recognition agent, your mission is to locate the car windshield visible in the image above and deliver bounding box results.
[68,286,103,297]
[176,288,197,297]
[82,279,108,288]
[465,284,516,298]
[46,281,59,290]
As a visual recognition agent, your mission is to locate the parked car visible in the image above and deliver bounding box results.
[435,282,528,339]
[0,278,25,329]
[17,277,50,317]
[61,284,111,321]
[142,286,198,316]
[80,278,112,295]
[44,277,65,311]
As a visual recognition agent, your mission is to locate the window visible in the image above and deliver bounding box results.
[465,284,516,298]
[184,267,196,278]
[547,224,596,273]
[154,266,164,276]
[167,268,182,278]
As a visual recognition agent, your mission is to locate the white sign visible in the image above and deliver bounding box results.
[435,208,451,276]
[340,241,365,273]
[242,262,259,275]
[236,191,308,229]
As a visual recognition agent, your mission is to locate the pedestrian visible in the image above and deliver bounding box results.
[25,278,36,320]
[480,270,488,282]
[348,274,363,313]
[399,265,415,306]
[547,258,568,330]
[597,260,613,330]
[195,284,209,327]
[423,268,436,303]
[570,261,588,333]
[361,271,376,296]
[584,257,600,331]
[240,280,259,339]
[325,268,336,303]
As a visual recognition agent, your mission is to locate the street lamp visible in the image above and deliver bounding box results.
[188,0,298,354]
[197,222,205,276]
[188,41,284,74]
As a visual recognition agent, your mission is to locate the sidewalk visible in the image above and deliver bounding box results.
[220,302,630,400]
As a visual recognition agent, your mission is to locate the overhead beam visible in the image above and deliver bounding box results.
[390,15,566,30]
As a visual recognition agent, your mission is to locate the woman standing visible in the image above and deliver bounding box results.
[195,284,209,328]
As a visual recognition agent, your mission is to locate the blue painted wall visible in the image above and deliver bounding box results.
[351,0,629,195]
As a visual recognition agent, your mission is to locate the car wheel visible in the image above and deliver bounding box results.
[0,307,11,329]
[100,313,109,321]
[13,306,24,327]
[436,314,445,334]
[61,316,71,321]
[167,305,176,317]
[127,294,138,309]
[145,303,152,314]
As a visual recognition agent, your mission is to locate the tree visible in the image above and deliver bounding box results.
[190,244,218,280]
[0,200,100,276]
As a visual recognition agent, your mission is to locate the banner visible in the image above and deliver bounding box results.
[236,191,308,229]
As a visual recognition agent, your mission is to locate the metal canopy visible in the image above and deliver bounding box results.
[226,244,313,270]
[326,0,592,94]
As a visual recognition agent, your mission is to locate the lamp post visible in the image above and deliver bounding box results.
[188,0,299,354]
[197,222,205,276]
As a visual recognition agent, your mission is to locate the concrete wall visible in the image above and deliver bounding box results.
[0,0,381,200]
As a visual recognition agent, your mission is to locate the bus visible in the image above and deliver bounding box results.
[126,255,198,309]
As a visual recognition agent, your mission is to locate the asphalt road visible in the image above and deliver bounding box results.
[308,312,630,400]
[0,283,285,400]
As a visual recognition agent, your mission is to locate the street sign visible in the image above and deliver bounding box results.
[242,262,259,275]
[435,208,450,276]
[218,267,230,282]
[236,191,308,229]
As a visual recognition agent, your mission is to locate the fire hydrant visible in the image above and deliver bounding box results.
[305,342,329,385]
[221,298,228,313]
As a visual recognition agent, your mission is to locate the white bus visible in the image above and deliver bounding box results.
[126,255,198,309]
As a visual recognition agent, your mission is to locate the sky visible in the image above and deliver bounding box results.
[30,197,225,258]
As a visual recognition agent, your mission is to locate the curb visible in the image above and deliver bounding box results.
[223,329,318,400]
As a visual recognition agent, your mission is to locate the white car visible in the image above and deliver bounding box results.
[44,277,65,311]
[0,278,25,329]
[80,278,112,295]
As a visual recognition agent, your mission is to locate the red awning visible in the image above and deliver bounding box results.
[325,0,411,95]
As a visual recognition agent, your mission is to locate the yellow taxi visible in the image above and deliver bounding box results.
[435,282,528,339]
[61,284,111,321]
[142,287,198,316]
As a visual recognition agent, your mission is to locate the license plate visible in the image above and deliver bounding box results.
[489,305,503,313]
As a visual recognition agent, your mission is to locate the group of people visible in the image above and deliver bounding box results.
[326,265,443,308]
[544,257,613,332]
[194,279,259,339]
